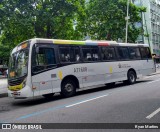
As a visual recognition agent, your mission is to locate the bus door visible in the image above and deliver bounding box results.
[31,45,57,96]
[115,47,131,80]
[81,47,104,87]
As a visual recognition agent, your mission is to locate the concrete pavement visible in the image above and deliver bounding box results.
[0,78,7,95]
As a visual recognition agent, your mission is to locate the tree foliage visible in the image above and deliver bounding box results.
[0,0,146,61]
[85,0,146,42]
[0,0,85,59]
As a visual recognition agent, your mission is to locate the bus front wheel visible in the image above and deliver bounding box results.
[61,79,76,97]
[125,70,136,85]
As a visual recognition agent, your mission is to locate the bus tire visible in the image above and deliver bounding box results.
[125,70,136,85]
[61,79,76,98]
[43,93,55,99]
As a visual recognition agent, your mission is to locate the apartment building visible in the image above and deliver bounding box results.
[132,0,160,55]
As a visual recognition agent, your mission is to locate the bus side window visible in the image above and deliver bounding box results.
[59,47,70,62]
[76,54,80,62]
[101,47,108,60]
[45,49,56,65]
[59,46,81,63]
[37,48,46,66]
[70,47,81,62]
[146,47,152,59]
[129,47,141,59]
[82,48,92,61]
[140,47,152,59]
[101,47,116,61]
[118,47,129,60]
[74,47,81,62]
[91,48,100,61]
[107,47,116,60]
[32,47,56,73]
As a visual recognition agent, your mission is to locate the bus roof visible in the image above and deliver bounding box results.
[25,38,149,47]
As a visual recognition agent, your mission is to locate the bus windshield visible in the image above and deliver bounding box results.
[9,49,29,80]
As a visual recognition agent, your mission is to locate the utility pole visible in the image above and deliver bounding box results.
[125,0,130,43]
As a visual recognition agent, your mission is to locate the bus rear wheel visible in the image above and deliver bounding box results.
[125,70,136,85]
[61,79,76,98]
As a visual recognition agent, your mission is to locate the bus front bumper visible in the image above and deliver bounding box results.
[8,85,32,99]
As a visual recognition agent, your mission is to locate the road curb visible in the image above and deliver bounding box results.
[149,71,160,76]
[0,93,8,98]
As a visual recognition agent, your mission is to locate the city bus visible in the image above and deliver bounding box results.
[8,38,155,99]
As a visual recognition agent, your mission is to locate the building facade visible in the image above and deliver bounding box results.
[132,0,160,56]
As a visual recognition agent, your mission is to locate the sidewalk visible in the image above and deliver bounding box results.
[149,68,160,76]
[0,78,8,97]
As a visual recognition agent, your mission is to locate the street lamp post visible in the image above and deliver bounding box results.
[125,0,130,43]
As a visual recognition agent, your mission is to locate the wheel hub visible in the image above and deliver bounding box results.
[130,74,135,82]
[65,84,73,92]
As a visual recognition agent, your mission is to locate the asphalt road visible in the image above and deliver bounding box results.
[1,74,160,132]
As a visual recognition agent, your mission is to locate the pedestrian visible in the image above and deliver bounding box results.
[5,69,8,78]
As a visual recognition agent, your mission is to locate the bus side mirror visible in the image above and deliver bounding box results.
[36,47,39,54]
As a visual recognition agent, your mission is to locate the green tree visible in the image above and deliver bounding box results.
[0,0,85,60]
[85,0,146,42]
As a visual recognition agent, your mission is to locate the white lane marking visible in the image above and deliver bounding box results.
[146,108,160,119]
[147,79,160,84]
[66,94,108,108]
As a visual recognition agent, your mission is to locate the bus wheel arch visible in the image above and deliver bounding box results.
[60,75,79,97]
[125,69,137,85]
